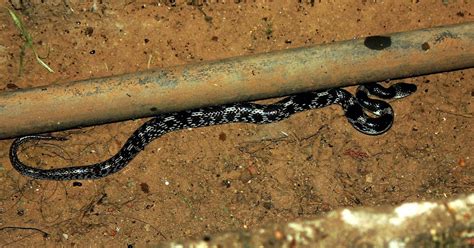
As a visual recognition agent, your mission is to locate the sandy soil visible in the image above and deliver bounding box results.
[0,1,472,246]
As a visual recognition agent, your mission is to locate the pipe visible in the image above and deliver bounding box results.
[0,22,473,139]
[155,194,474,247]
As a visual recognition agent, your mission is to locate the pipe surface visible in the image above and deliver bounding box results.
[1,22,473,139]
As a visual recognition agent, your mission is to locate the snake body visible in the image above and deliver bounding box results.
[10,82,416,180]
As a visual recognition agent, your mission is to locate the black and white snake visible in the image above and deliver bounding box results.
[10,82,416,180]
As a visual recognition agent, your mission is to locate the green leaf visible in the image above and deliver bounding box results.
[6,7,54,74]
[35,55,54,73]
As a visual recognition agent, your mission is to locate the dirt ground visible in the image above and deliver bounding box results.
[0,0,472,247]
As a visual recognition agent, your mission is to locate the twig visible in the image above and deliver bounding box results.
[0,226,49,238]
[436,109,473,118]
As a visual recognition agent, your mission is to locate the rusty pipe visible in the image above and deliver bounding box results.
[1,22,473,139]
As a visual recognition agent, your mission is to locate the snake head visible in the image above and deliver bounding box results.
[392,82,417,99]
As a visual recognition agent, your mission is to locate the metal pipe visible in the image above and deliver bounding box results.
[1,22,473,139]
[156,194,474,247]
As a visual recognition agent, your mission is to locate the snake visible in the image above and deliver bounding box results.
[9,82,416,180]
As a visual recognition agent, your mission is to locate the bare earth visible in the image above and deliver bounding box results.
[0,1,472,246]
